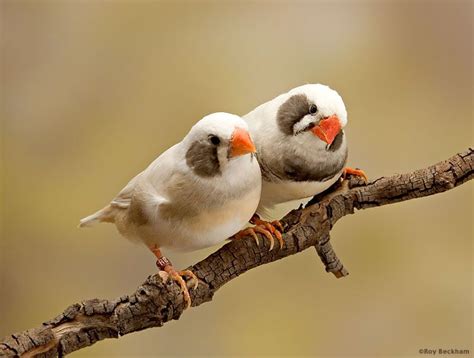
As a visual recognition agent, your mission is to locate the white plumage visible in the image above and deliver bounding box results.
[80,112,261,252]
[243,84,349,217]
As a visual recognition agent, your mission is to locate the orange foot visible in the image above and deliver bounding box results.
[233,225,277,249]
[163,267,198,309]
[343,167,368,183]
[250,214,284,249]
[149,245,198,309]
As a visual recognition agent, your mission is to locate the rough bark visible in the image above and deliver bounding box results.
[1,148,472,357]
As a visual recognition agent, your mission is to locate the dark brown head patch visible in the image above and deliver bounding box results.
[277,94,310,135]
[185,140,221,177]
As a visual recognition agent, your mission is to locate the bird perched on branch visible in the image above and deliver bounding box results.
[79,113,264,308]
[244,84,366,224]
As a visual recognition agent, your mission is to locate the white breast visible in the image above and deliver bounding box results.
[131,156,262,252]
[257,172,341,217]
[156,185,261,251]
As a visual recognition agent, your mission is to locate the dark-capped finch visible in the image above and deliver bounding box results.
[243,84,366,218]
[79,112,261,308]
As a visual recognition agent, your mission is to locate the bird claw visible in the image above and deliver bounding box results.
[251,215,284,250]
[162,267,198,309]
[253,225,276,250]
[232,215,284,250]
[149,246,197,309]
[158,270,170,282]
[273,220,284,233]
[343,167,368,183]
[179,269,199,290]
[233,227,263,247]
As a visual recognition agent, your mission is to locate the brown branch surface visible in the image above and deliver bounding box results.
[1,148,473,357]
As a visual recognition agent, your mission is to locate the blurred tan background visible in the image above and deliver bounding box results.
[1,0,472,357]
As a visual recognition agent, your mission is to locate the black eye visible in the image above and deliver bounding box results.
[209,135,221,146]
[309,104,318,115]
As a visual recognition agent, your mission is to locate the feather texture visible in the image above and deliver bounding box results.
[80,113,261,252]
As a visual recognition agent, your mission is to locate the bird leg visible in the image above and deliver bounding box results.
[148,245,198,309]
[343,167,368,183]
[236,213,284,250]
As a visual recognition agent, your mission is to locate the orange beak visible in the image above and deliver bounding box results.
[230,127,256,158]
[311,115,342,145]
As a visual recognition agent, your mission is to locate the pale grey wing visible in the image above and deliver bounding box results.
[110,172,143,209]
[124,185,169,227]
[110,143,179,209]
[79,143,181,227]
[110,144,182,222]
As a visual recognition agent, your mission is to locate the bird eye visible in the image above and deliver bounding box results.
[209,135,221,146]
[309,104,318,115]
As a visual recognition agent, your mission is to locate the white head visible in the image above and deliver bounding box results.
[244,84,348,184]
[274,84,347,148]
[184,112,256,178]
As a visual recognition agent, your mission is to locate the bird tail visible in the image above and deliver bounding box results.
[78,205,115,228]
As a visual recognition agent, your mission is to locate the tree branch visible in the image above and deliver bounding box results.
[1,148,472,357]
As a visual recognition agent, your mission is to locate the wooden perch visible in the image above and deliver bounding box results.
[1,148,472,357]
